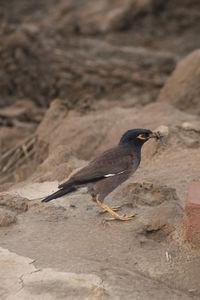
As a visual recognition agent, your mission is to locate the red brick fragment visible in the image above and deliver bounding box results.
[183,182,200,246]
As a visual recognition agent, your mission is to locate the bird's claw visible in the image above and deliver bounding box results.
[99,206,121,214]
[104,213,135,221]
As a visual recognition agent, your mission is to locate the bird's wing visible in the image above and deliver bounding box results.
[59,145,137,189]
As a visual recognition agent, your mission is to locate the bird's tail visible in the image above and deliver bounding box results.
[41,186,77,203]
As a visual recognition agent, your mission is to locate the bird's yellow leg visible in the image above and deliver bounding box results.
[91,196,134,221]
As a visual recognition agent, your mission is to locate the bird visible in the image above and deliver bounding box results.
[42,129,162,221]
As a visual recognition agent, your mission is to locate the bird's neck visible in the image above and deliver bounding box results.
[122,142,142,160]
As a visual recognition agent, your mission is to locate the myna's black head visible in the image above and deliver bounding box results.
[119,128,153,149]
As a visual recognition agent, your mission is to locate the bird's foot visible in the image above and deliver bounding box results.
[104,214,135,222]
[90,196,134,222]
[93,198,134,221]
[99,206,121,214]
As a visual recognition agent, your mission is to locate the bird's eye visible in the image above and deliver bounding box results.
[137,133,148,140]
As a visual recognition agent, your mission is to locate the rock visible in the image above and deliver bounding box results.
[0,208,17,227]
[178,124,200,148]
[157,50,200,115]
[121,182,178,208]
[181,122,194,131]
[179,122,200,147]
[0,194,29,212]
[181,121,200,132]
[155,125,169,137]
[137,201,182,237]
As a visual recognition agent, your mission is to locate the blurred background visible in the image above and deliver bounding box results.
[0,0,200,184]
[0,0,200,108]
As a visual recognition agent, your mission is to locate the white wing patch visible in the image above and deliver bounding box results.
[104,171,125,178]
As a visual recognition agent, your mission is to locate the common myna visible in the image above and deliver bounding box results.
[42,129,162,221]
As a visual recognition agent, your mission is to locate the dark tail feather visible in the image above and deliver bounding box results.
[42,186,77,203]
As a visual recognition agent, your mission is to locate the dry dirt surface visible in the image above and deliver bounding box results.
[1,1,200,299]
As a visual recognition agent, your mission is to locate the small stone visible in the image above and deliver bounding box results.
[0,208,17,227]
[139,201,182,234]
[181,121,200,132]
[154,125,169,137]
[0,195,29,213]
[181,122,193,130]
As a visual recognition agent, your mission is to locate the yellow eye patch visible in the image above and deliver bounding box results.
[137,134,147,140]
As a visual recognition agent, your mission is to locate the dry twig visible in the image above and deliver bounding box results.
[0,135,36,177]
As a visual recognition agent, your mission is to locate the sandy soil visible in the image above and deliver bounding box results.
[1,1,200,299]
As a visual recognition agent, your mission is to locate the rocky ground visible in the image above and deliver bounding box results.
[0,1,200,299]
